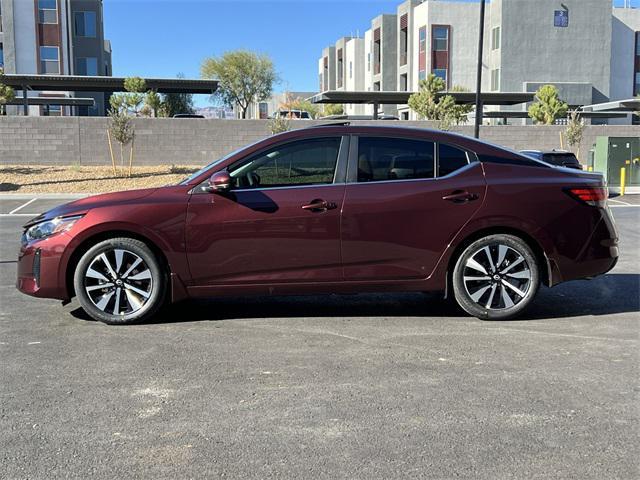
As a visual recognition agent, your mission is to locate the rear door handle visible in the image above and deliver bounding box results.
[301,199,337,212]
[442,190,479,203]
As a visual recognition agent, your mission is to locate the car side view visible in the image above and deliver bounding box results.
[17,125,619,324]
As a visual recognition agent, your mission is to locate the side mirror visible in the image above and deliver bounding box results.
[206,171,232,193]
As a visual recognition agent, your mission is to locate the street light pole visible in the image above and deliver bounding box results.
[474,0,486,139]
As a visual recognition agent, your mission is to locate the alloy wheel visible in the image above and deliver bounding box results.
[462,243,532,310]
[83,248,153,316]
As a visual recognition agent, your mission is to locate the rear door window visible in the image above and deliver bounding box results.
[438,144,470,177]
[356,137,435,182]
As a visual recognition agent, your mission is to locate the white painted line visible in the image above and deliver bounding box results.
[0,213,39,217]
[609,205,640,208]
[8,198,37,215]
[609,198,632,206]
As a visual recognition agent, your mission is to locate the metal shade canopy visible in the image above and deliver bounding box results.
[2,74,219,94]
[7,96,95,107]
[581,98,640,113]
[309,90,535,106]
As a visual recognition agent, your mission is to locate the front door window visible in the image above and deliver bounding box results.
[229,137,341,189]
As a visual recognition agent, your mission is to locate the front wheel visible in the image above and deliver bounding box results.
[452,234,540,320]
[73,238,167,324]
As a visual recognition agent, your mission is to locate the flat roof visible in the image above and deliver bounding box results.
[8,96,95,107]
[2,74,219,94]
[581,98,640,112]
[481,111,630,119]
[309,90,535,106]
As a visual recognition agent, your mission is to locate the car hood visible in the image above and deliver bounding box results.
[23,188,158,227]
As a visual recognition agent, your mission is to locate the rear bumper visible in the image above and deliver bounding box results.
[16,234,72,301]
[551,206,619,284]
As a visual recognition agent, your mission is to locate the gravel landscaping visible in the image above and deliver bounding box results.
[0,165,201,194]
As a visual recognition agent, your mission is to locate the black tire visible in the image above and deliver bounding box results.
[452,234,540,320]
[73,237,167,325]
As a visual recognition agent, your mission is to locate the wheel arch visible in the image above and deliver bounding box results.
[64,230,172,299]
[445,226,554,292]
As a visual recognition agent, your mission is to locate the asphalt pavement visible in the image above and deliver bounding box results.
[0,197,638,479]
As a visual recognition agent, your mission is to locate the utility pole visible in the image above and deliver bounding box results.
[474,0,486,139]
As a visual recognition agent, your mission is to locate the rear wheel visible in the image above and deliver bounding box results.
[452,234,539,320]
[73,238,167,324]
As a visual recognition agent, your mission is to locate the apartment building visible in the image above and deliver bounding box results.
[318,0,640,123]
[0,0,112,116]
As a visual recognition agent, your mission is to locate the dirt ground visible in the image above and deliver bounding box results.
[0,165,201,193]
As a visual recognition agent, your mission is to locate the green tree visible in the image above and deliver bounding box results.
[408,74,471,129]
[287,97,321,119]
[161,73,196,117]
[201,50,277,119]
[0,68,16,116]
[528,85,568,125]
[144,90,163,117]
[565,110,586,162]
[110,76,147,117]
[323,103,344,117]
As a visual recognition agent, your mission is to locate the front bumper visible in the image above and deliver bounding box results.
[17,233,72,301]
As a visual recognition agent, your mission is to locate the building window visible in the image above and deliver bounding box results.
[0,43,4,68]
[373,81,381,92]
[74,11,97,37]
[431,25,450,88]
[418,26,426,81]
[323,56,329,91]
[349,61,353,79]
[433,69,447,84]
[374,28,381,75]
[634,32,640,96]
[367,52,371,72]
[39,46,60,74]
[43,104,62,117]
[433,26,449,51]
[400,73,408,92]
[337,48,343,88]
[76,57,98,76]
[491,68,500,91]
[38,0,58,24]
[399,14,408,66]
[491,26,500,50]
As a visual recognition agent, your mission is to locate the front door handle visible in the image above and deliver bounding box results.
[442,190,479,204]
[301,199,337,212]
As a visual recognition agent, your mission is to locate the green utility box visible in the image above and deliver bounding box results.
[593,136,640,187]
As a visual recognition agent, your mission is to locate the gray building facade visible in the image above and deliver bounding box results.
[0,0,112,116]
[318,0,640,124]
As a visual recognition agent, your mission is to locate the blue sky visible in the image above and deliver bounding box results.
[103,0,639,107]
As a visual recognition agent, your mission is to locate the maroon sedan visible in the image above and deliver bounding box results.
[17,125,618,324]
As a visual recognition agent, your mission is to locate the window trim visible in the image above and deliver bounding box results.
[195,135,350,193]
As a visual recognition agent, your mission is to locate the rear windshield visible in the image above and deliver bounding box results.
[543,153,579,165]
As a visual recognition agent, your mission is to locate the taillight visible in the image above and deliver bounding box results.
[565,187,608,207]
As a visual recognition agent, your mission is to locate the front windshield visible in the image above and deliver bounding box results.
[178,146,246,185]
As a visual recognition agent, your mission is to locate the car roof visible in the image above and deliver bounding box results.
[521,149,574,155]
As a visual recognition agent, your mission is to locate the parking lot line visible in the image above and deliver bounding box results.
[8,198,37,215]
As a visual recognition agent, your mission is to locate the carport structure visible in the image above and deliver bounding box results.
[309,90,535,120]
[1,74,219,115]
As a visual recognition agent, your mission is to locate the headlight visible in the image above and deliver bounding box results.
[23,215,83,244]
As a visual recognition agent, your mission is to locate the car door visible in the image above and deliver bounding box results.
[185,135,348,286]
[341,135,486,281]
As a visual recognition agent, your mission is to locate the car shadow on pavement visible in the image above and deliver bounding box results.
[70,273,640,325]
